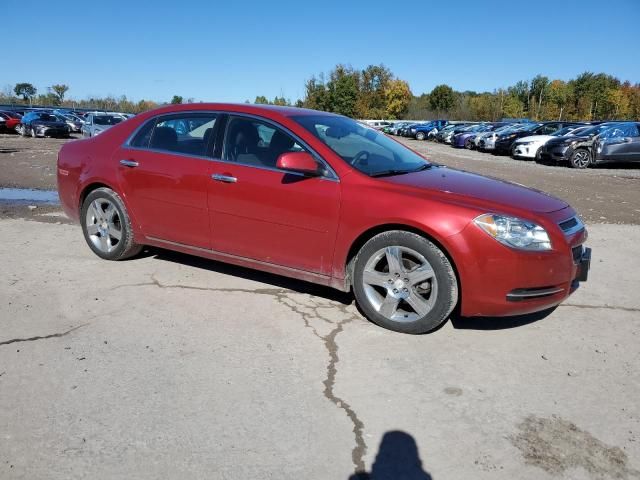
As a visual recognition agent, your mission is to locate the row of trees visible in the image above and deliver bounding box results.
[0,83,161,114]
[405,73,640,121]
[3,69,640,120]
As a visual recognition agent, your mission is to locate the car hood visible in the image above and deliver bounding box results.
[546,134,591,146]
[515,134,554,143]
[384,166,568,213]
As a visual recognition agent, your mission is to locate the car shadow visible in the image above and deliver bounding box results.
[145,247,353,305]
[449,305,557,331]
[141,247,558,330]
[349,430,432,480]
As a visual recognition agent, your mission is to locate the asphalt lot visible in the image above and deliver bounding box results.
[1,133,640,479]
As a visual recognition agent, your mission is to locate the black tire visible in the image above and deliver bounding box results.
[569,148,591,169]
[464,138,474,150]
[415,131,426,141]
[81,187,143,260]
[352,231,458,334]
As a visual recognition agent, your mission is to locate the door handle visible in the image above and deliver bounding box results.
[119,159,139,167]
[211,174,237,183]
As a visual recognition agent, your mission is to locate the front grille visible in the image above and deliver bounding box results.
[572,245,583,264]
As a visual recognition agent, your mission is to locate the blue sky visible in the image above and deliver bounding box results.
[2,0,638,103]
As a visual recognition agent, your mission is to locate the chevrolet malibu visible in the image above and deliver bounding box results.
[57,104,591,334]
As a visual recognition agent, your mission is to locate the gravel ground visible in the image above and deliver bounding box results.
[1,219,639,479]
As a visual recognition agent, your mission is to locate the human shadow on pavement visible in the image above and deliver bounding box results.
[349,431,432,480]
[148,247,353,305]
[450,305,557,331]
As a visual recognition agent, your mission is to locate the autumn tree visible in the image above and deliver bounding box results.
[385,79,412,119]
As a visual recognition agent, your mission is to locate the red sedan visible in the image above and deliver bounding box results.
[0,110,22,132]
[57,104,591,333]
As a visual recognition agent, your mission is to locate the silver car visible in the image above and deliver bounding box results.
[82,114,124,138]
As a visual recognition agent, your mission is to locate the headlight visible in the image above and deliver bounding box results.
[410,128,416,132]
[518,141,533,146]
[474,214,551,251]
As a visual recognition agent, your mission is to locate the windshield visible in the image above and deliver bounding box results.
[38,114,60,122]
[292,114,430,176]
[573,124,612,137]
[94,115,123,126]
[551,126,576,136]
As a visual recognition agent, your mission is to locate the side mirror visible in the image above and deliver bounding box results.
[276,152,320,176]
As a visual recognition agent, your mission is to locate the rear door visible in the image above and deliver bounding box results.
[206,114,341,275]
[114,112,218,249]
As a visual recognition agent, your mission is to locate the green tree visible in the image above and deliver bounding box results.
[327,65,360,117]
[254,95,269,104]
[530,74,550,119]
[50,84,69,103]
[357,64,392,118]
[14,83,37,103]
[429,84,455,115]
[170,95,183,104]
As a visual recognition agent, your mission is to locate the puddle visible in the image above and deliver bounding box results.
[0,188,60,205]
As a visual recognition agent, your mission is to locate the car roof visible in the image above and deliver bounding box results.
[140,103,338,120]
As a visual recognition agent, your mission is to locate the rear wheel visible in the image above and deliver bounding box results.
[570,148,591,169]
[81,187,143,260]
[352,231,458,334]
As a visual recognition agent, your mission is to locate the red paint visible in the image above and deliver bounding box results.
[58,103,588,318]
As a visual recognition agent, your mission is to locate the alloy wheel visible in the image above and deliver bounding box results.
[571,150,591,168]
[85,198,123,253]
[361,246,438,322]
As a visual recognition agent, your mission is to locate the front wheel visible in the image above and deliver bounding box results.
[415,131,426,141]
[465,138,474,150]
[81,187,143,260]
[570,148,591,169]
[352,231,458,334]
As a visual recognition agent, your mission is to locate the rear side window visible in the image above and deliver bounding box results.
[148,114,217,156]
[130,119,156,148]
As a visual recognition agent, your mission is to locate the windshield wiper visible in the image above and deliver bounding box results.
[370,164,431,178]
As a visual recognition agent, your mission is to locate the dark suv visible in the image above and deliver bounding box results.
[537,123,618,168]
[19,112,70,138]
[411,120,448,140]
[592,123,640,166]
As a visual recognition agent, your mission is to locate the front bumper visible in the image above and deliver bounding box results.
[512,143,539,159]
[539,144,571,162]
[35,127,69,137]
[449,208,590,317]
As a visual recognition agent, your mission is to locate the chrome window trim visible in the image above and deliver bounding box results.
[221,112,339,181]
[121,109,339,181]
[558,215,585,237]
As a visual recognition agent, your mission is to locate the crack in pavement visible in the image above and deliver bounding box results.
[560,303,640,313]
[113,273,368,473]
[0,323,88,346]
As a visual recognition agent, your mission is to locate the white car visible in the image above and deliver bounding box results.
[512,125,591,160]
[476,124,520,150]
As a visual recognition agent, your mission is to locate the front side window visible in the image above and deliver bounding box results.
[148,114,217,156]
[293,114,430,177]
[600,123,640,140]
[223,116,305,168]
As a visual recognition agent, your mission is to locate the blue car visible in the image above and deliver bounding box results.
[411,120,448,140]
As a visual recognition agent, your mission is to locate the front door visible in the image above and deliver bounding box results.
[115,112,218,249]
[207,115,341,275]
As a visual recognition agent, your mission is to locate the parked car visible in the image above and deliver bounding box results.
[451,123,504,149]
[386,122,412,135]
[0,110,22,132]
[57,103,590,334]
[82,113,124,137]
[412,120,448,140]
[538,123,617,168]
[477,123,525,151]
[398,122,422,137]
[511,125,589,160]
[493,122,581,154]
[437,123,473,144]
[18,112,70,138]
[592,122,640,165]
[58,113,84,133]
